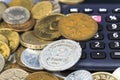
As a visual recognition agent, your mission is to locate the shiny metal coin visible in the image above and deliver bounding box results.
[3,6,30,24]
[0,68,29,80]
[113,67,120,80]
[0,54,5,72]
[0,2,7,21]
[21,48,44,70]
[65,70,93,80]
[39,39,82,71]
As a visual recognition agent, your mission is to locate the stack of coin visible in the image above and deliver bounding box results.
[2,6,33,32]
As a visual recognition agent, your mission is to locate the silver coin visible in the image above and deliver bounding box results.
[50,0,61,13]
[0,68,29,80]
[0,54,5,72]
[39,39,82,71]
[21,48,44,70]
[65,70,93,80]
[113,67,120,80]
[0,2,7,21]
[2,6,30,24]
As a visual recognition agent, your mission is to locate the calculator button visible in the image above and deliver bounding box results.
[92,33,104,40]
[81,52,87,59]
[98,23,103,31]
[113,8,120,13]
[90,42,105,49]
[69,8,79,13]
[83,8,94,13]
[98,8,108,13]
[106,15,119,23]
[91,52,106,59]
[109,42,120,49]
[111,52,120,59]
[108,32,120,40]
[91,15,102,23]
[107,24,120,31]
[79,42,86,49]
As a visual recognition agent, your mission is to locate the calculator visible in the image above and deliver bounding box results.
[61,3,120,71]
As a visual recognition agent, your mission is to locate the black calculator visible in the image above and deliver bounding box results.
[61,2,120,71]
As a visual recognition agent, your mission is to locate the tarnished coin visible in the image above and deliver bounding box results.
[34,14,64,40]
[21,48,44,70]
[59,0,84,4]
[0,68,29,80]
[39,39,82,71]
[20,31,52,49]
[0,34,8,44]
[58,13,98,41]
[0,2,7,21]
[25,71,59,80]
[0,28,20,53]
[7,18,35,32]
[92,72,118,80]
[113,67,120,80]
[9,0,33,11]
[0,54,5,72]
[3,6,31,24]
[65,70,93,80]
[31,1,53,19]
[0,41,10,60]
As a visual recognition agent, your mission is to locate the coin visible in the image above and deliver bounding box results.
[9,0,33,11]
[20,31,52,49]
[0,34,8,44]
[34,14,64,40]
[31,1,53,19]
[21,48,44,70]
[0,2,7,21]
[0,54,5,72]
[59,0,84,4]
[0,41,10,60]
[58,13,98,41]
[39,39,82,71]
[25,71,59,80]
[50,0,61,13]
[0,68,29,80]
[0,28,20,53]
[113,67,120,80]
[7,18,35,32]
[0,21,9,28]
[65,70,93,80]
[3,6,31,24]
[53,72,65,79]
[92,72,118,80]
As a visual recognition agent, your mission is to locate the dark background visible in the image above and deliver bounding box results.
[83,0,120,3]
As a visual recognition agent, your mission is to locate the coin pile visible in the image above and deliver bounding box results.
[0,0,119,80]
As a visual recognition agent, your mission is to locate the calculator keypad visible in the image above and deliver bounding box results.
[61,4,120,71]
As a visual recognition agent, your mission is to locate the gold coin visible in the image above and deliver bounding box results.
[0,22,9,28]
[31,1,53,19]
[7,18,35,32]
[92,72,117,80]
[9,0,33,11]
[58,13,98,41]
[25,71,59,80]
[0,28,20,53]
[34,14,64,40]
[0,34,8,44]
[59,0,84,4]
[0,41,10,60]
[20,31,52,49]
